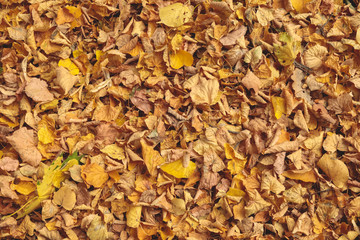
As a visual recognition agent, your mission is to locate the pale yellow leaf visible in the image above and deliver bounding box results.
[159,3,192,27]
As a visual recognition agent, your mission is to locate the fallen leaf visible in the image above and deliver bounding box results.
[190,78,221,105]
[170,50,193,69]
[159,3,192,27]
[87,215,108,240]
[274,32,301,66]
[160,159,196,178]
[25,78,54,103]
[55,67,79,94]
[52,185,76,210]
[81,163,109,188]
[0,157,19,171]
[58,59,79,75]
[6,127,42,167]
[317,154,349,189]
[126,205,142,228]
[141,139,165,176]
[242,70,261,94]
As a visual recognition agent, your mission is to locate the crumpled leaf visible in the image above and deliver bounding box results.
[190,78,221,105]
[348,197,360,217]
[242,70,261,94]
[261,172,285,194]
[244,190,271,217]
[0,176,18,199]
[283,184,307,204]
[159,3,192,27]
[317,154,349,189]
[160,159,196,178]
[225,143,247,175]
[169,50,193,69]
[220,25,247,46]
[6,127,42,167]
[0,156,19,171]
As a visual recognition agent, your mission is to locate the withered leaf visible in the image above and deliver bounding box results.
[6,127,42,167]
[24,78,54,102]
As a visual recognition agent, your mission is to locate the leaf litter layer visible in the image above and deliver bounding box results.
[1,0,360,239]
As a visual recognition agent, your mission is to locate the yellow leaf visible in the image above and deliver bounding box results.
[87,215,108,240]
[159,3,192,27]
[271,96,286,119]
[290,0,312,13]
[81,163,109,188]
[58,58,79,75]
[45,220,57,231]
[72,49,82,58]
[224,143,247,175]
[66,6,82,19]
[37,126,55,145]
[37,156,63,198]
[0,115,19,128]
[141,139,165,176]
[226,187,246,202]
[170,50,193,69]
[95,50,104,61]
[126,205,142,228]
[11,181,36,195]
[317,154,349,189]
[274,33,301,66]
[101,144,125,160]
[160,159,196,178]
[218,69,241,79]
[40,99,59,111]
[171,33,183,51]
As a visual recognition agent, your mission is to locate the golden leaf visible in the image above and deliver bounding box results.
[100,144,125,160]
[81,163,109,188]
[169,50,194,69]
[271,97,286,119]
[141,139,165,176]
[58,59,79,75]
[159,3,192,27]
[160,159,196,178]
[126,205,142,228]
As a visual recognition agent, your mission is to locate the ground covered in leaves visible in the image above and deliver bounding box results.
[2,0,360,239]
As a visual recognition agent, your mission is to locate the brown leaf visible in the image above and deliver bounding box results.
[25,77,54,102]
[130,90,152,114]
[0,156,19,171]
[241,70,261,94]
[220,25,247,46]
[6,127,42,166]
